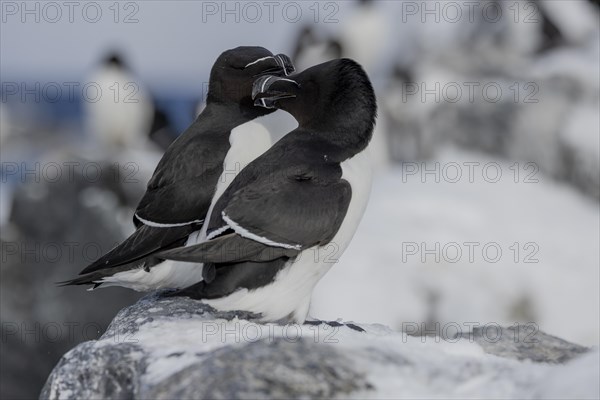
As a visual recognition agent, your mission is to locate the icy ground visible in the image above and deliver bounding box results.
[42,295,598,400]
[312,146,600,346]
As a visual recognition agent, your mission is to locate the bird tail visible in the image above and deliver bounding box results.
[57,262,147,289]
[57,272,106,289]
[78,224,196,275]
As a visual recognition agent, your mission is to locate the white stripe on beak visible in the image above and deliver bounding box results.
[244,56,274,68]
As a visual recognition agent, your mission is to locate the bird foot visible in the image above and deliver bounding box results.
[304,319,365,332]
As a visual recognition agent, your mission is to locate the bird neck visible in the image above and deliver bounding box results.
[286,127,371,163]
[309,116,374,161]
[203,100,275,126]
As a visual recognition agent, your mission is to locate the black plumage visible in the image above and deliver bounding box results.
[159,59,377,299]
[63,47,296,283]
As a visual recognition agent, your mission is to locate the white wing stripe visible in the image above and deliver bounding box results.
[135,213,203,228]
[206,225,231,241]
[221,212,301,250]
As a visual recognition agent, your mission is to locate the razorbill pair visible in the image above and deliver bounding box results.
[63,46,297,289]
[66,56,377,324]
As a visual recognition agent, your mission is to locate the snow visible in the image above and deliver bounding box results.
[561,103,600,170]
[85,310,599,399]
[541,0,599,44]
[311,146,600,347]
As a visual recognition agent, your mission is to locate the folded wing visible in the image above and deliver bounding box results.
[159,163,352,264]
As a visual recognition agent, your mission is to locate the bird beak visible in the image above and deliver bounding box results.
[274,54,295,76]
[252,76,300,109]
[246,54,295,77]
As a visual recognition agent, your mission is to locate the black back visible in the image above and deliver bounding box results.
[159,59,377,299]
[134,46,283,225]
[76,47,291,276]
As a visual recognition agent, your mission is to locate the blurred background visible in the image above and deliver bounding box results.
[1,0,599,398]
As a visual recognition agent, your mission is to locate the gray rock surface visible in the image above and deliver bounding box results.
[1,165,143,400]
[458,325,590,364]
[41,341,145,400]
[145,339,371,400]
[41,294,597,400]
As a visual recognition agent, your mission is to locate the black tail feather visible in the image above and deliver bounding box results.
[57,274,103,288]
[79,224,195,275]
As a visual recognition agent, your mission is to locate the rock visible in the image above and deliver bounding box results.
[40,342,145,400]
[41,294,597,399]
[456,325,590,363]
[145,339,371,400]
[1,163,144,400]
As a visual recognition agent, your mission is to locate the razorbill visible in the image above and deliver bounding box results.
[157,58,377,323]
[62,46,298,290]
[85,52,154,150]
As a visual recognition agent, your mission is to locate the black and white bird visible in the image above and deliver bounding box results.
[85,52,154,150]
[63,46,297,290]
[157,58,377,323]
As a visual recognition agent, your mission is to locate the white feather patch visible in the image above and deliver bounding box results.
[135,213,203,228]
[244,56,273,68]
[99,260,204,291]
[206,225,231,241]
[221,212,301,250]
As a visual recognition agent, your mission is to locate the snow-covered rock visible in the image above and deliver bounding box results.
[41,294,597,400]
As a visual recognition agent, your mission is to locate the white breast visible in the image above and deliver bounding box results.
[85,67,153,149]
[188,109,298,245]
[329,148,374,255]
[204,148,373,322]
[212,109,297,204]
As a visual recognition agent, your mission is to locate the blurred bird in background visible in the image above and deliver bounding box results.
[84,51,179,153]
[84,52,153,151]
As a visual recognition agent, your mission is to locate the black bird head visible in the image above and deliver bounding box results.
[207,46,295,110]
[252,58,377,155]
[103,51,127,69]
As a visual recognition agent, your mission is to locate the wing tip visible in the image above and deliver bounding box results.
[56,276,103,290]
[78,262,104,275]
